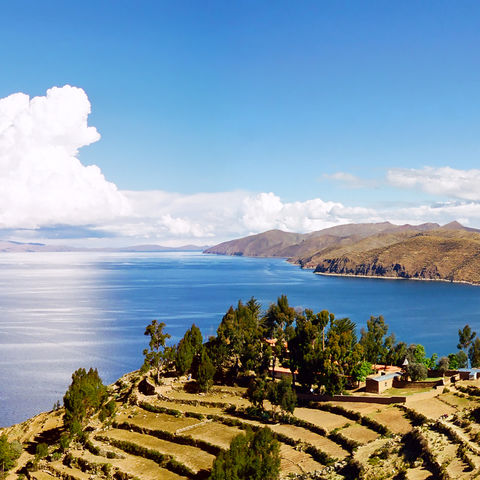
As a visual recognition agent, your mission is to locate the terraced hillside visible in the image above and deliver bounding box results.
[4,373,480,479]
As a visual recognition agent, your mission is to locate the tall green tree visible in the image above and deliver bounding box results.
[215,298,266,378]
[195,348,215,392]
[209,428,280,480]
[263,295,296,378]
[469,337,480,368]
[247,377,269,409]
[176,323,203,376]
[458,325,476,367]
[359,315,393,365]
[288,310,321,388]
[63,367,107,435]
[143,320,171,383]
[267,378,297,416]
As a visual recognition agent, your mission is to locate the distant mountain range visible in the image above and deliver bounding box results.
[204,221,480,284]
[0,241,207,253]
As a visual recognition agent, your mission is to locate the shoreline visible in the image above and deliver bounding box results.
[313,270,479,286]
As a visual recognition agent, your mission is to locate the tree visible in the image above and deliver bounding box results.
[456,350,468,368]
[360,315,392,365]
[143,320,171,383]
[458,325,476,367]
[314,309,332,351]
[215,299,266,378]
[267,378,296,416]
[469,337,480,368]
[175,323,203,376]
[448,353,459,369]
[406,363,428,381]
[0,434,22,473]
[35,443,49,460]
[196,348,215,392]
[175,338,194,376]
[263,295,296,378]
[351,361,373,384]
[437,356,450,375]
[63,367,107,436]
[209,427,280,480]
[247,377,268,409]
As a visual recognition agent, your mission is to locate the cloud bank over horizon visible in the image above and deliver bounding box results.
[0,86,130,229]
[2,86,480,247]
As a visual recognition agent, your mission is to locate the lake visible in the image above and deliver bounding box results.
[1,251,480,427]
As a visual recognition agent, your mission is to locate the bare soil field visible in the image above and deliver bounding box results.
[368,406,413,434]
[407,397,457,419]
[102,428,215,472]
[185,422,243,449]
[278,443,324,475]
[294,407,349,431]
[70,446,188,480]
[115,408,199,433]
[339,423,379,444]
[269,423,349,459]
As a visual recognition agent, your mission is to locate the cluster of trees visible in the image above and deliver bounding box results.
[143,320,216,392]
[457,324,480,368]
[142,295,480,396]
[63,367,115,437]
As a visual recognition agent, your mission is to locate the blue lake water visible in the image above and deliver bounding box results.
[1,251,480,427]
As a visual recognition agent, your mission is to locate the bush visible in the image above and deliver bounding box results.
[0,434,22,472]
[35,443,48,460]
[406,363,428,381]
[397,405,428,427]
[59,433,71,452]
[63,367,107,435]
[196,348,215,392]
[210,428,280,480]
[340,458,364,480]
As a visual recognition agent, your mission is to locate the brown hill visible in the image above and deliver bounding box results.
[312,229,480,284]
[205,221,480,284]
[203,229,305,257]
[205,222,440,258]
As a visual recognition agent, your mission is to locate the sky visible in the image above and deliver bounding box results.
[0,1,479,246]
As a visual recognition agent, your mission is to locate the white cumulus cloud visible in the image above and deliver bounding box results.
[387,166,480,201]
[323,172,378,189]
[0,85,130,229]
[4,85,480,247]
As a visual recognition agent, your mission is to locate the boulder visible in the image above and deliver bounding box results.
[138,377,156,396]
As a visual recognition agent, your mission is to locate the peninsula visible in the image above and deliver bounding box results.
[205,221,480,285]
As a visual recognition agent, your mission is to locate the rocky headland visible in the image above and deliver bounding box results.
[205,221,480,285]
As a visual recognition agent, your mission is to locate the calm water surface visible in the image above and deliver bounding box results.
[1,251,480,426]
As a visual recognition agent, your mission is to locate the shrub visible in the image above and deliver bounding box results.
[397,405,428,427]
[210,428,280,480]
[63,367,107,435]
[406,363,428,381]
[340,458,364,480]
[35,443,48,460]
[59,433,71,452]
[0,434,22,472]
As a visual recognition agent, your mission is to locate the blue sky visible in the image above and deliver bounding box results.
[0,1,479,245]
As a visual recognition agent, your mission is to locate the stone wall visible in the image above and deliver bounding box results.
[392,379,442,389]
[297,393,407,404]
